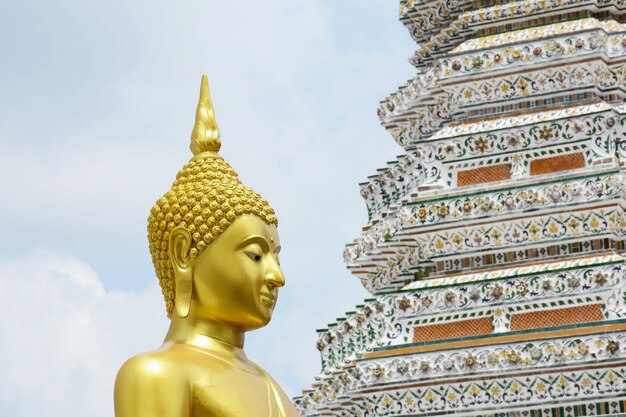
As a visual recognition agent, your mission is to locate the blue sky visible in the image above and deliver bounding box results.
[0,1,415,415]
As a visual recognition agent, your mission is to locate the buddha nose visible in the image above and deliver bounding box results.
[264,261,285,289]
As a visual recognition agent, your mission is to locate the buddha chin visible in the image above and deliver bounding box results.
[114,75,299,417]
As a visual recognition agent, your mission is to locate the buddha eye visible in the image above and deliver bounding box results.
[245,251,262,262]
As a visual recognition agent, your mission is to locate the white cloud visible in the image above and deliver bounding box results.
[0,253,167,417]
[0,252,357,415]
[0,0,417,410]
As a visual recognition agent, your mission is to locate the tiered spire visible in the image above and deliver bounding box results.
[297,1,626,416]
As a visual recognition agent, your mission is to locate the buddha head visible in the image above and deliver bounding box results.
[147,75,283,331]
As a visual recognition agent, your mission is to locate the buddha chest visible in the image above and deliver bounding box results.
[190,369,278,416]
[184,348,298,417]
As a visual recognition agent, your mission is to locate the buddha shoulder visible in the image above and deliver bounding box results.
[114,349,192,417]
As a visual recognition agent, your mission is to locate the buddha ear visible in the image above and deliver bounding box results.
[169,226,193,319]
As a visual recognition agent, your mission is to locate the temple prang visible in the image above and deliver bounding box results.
[296,1,626,416]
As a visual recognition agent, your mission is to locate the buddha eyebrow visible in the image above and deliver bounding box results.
[238,235,271,250]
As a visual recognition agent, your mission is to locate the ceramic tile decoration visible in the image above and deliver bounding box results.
[296,1,626,415]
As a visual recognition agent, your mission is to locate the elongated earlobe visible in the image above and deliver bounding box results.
[169,226,193,319]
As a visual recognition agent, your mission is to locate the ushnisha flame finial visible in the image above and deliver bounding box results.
[190,74,221,155]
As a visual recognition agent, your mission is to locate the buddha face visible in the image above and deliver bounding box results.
[190,214,284,331]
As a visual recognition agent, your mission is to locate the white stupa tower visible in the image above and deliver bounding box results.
[297,1,626,416]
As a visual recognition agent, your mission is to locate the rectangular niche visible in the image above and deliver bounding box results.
[509,304,603,331]
[457,163,511,187]
[412,317,493,343]
[529,152,586,176]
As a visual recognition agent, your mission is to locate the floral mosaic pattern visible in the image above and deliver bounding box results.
[407,172,623,227]
[451,18,626,54]
[301,0,626,415]
[298,363,626,416]
[399,0,467,42]
[377,67,438,123]
[418,111,615,163]
[298,331,626,414]
[449,62,625,108]
[348,171,624,271]
[357,151,431,222]
[389,102,451,143]
[442,32,626,78]
[358,331,626,385]
[374,104,618,205]
[417,207,626,258]
[383,64,626,148]
[316,258,625,376]
[350,367,626,416]
[316,299,386,373]
[351,205,626,291]
[379,17,626,144]
[400,0,626,44]
[405,253,622,290]
[387,267,622,331]
[385,10,626,124]
[431,102,611,138]
[456,0,626,29]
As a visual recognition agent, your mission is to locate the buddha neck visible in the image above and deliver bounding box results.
[165,311,246,350]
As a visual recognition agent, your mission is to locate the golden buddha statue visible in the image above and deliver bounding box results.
[114,75,299,417]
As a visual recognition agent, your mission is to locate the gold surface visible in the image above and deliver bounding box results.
[114,75,298,417]
[147,74,277,318]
